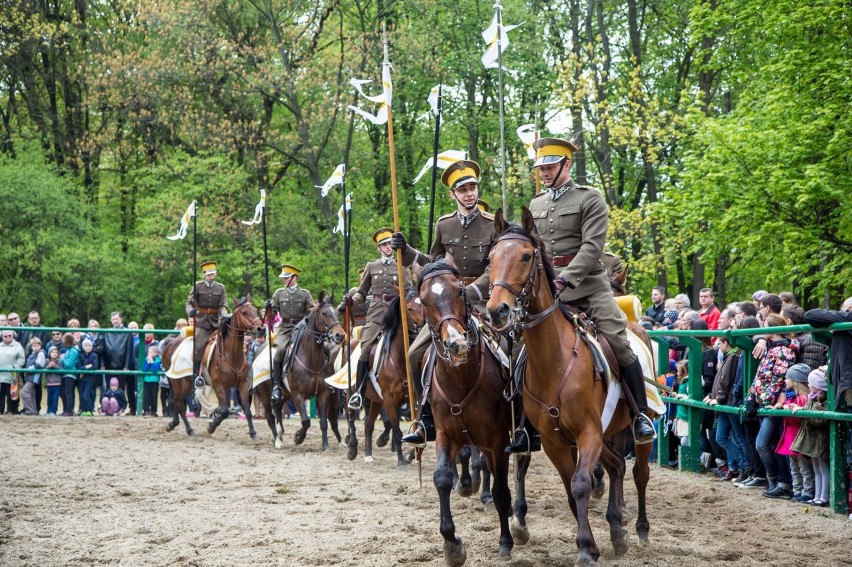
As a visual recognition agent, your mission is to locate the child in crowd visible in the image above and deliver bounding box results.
[101,377,127,416]
[773,363,813,502]
[141,344,162,417]
[674,360,691,447]
[77,338,100,416]
[20,338,46,415]
[661,298,679,328]
[790,367,830,506]
[45,346,63,415]
[60,333,80,416]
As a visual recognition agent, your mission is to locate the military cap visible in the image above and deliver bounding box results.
[200,261,218,275]
[533,137,579,167]
[373,227,394,245]
[278,264,301,278]
[441,160,481,190]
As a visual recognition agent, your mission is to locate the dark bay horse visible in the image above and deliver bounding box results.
[419,255,530,565]
[344,289,425,464]
[269,292,346,451]
[162,296,263,439]
[486,209,650,566]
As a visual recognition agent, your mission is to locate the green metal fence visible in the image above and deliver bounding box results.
[649,322,852,515]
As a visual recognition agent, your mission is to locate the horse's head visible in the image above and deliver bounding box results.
[418,254,475,366]
[405,288,426,334]
[311,291,346,347]
[486,208,556,332]
[233,294,264,335]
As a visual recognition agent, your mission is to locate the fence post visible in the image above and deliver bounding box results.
[678,336,704,473]
[653,337,672,467]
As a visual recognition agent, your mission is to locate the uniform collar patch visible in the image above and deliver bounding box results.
[457,209,479,228]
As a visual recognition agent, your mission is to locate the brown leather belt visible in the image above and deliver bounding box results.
[281,318,302,325]
[552,254,576,268]
[460,276,479,286]
[197,307,220,315]
[367,294,397,301]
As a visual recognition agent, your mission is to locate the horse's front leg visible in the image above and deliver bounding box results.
[570,428,603,566]
[455,445,474,497]
[479,450,494,512]
[207,385,230,435]
[293,397,311,445]
[385,401,405,467]
[327,387,343,447]
[435,437,466,567]
[599,439,629,556]
[632,439,652,542]
[470,446,482,494]
[511,454,531,545]
[485,448,514,560]
[317,390,331,452]
[364,398,379,463]
[239,377,256,441]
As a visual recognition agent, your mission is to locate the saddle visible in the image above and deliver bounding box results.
[557,302,615,382]
[279,319,309,380]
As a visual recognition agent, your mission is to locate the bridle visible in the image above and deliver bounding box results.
[488,233,560,335]
[230,301,263,334]
[303,302,344,350]
[419,269,480,367]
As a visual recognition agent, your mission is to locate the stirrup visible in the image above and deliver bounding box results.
[193,376,205,389]
[401,422,427,448]
[632,413,657,445]
[347,393,363,411]
[271,385,283,402]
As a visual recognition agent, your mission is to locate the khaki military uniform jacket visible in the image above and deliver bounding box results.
[352,257,412,361]
[186,281,228,331]
[528,180,610,302]
[271,286,314,348]
[401,210,495,299]
[344,286,368,327]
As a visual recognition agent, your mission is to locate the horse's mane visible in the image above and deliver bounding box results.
[418,257,460,289]
[500,223,557,297]
[380,289,416,347]
[610,277,626,296]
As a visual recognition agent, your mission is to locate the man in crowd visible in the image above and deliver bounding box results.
[645,286,667,325]
[698,288,721,330]
[104,311,135,415]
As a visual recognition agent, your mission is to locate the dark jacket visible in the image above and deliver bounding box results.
[77,351,100,379]
[104,327,133,370]
[103,387,128,411]
[645,303,666,326]
[711,350,740,405]
[804,308,852,405]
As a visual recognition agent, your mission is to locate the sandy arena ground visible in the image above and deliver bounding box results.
[1,414,851,567]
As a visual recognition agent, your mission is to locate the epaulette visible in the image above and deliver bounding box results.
[437,211,456,222]
[481,211,495,220]
[531,190,548,199]
[575,184,595,191]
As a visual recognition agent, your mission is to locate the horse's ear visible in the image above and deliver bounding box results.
[409,262,423,283]
[444,251,457,269]
[318,290,326,304]
[494,208,507,234]
[246,292,252,303]
[521,207,536,234]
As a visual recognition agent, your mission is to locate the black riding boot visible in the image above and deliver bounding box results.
[271,347,285,402]
[505,419,542,455]
[347,360,370,410]
[622,357,657,445]
[401,399,436,447]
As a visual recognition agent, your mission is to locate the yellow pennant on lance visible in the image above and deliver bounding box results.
[317,164,346,197]
[481,10,524,69]
[333,192,352,235]
[167,200,196,240]
[348,63,393,125]
[412,150,468,184]
[241,189,266,225]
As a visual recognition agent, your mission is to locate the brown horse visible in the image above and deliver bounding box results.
[419,255,530,565]
[344,289,426,463]
[269,292,346,451]
[486,209,649,566]
[162,296,263,439]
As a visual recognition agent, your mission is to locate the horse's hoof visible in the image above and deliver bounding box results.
[294,431,306,445]
[574,550,598,567]
[274,439,282,449]
[405,449,416,463]
[250,432,257,441]
[637,530,650,544]
[612,531,629,556]
[455,484,473,498]
[347,446,358,461]
[364,455,373,463]
[187,428,195,437]
[592,480,606,500]
[510,516,529,546]
[376,430,390,447]
[339,441,346,449]
[207,424,215,435]
[482,500,495,514]
[166,423,176,432]
[443,537,467,567]
[498,545,512,560]
[345,434,350,444]
[471,479,481,494]
[322,444,330,452]
[396,459,408,468]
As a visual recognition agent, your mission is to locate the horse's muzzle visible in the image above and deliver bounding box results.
[331,332,345,345]
[487,303,512,331]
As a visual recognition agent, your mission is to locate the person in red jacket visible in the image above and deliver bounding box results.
[698,288,721,330]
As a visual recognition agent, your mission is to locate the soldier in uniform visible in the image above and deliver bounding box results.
[390,160,496,447]
[185,261,228,388]
[344,228,412,411]
[506,137,656,453]
[269,263,314,402]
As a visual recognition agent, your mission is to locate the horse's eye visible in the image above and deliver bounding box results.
[521,252,533,262]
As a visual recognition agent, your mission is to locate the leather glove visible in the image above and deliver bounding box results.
[390,232,408,252]
[264,299,273,309]
[553,276,568,297]
[189,309,197,317]
[343,293,354,307]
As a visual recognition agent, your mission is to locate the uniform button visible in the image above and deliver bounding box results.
[463,246,468,250]
[463,235,468,239]
[551,240,556,244]
[549,219,554,223]
[551,207,555,211]
[549,229,554,233]
[462,257,466,260]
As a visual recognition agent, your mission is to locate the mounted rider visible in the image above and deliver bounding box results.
[391,159,496,447]
[185,260,228,388]
[506,136,656,454]
[269,263,315,402]
[344,227,413,410]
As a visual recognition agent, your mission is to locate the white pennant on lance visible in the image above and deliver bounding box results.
[517,124,537,160]
[418,84,445,121]
[240,189,266,225]
[348,63,392,125]
[167,200,196,240]
[333,192,352,235]
[316,164,346,197]
[481,11,524,69]
[412,150,468,184]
